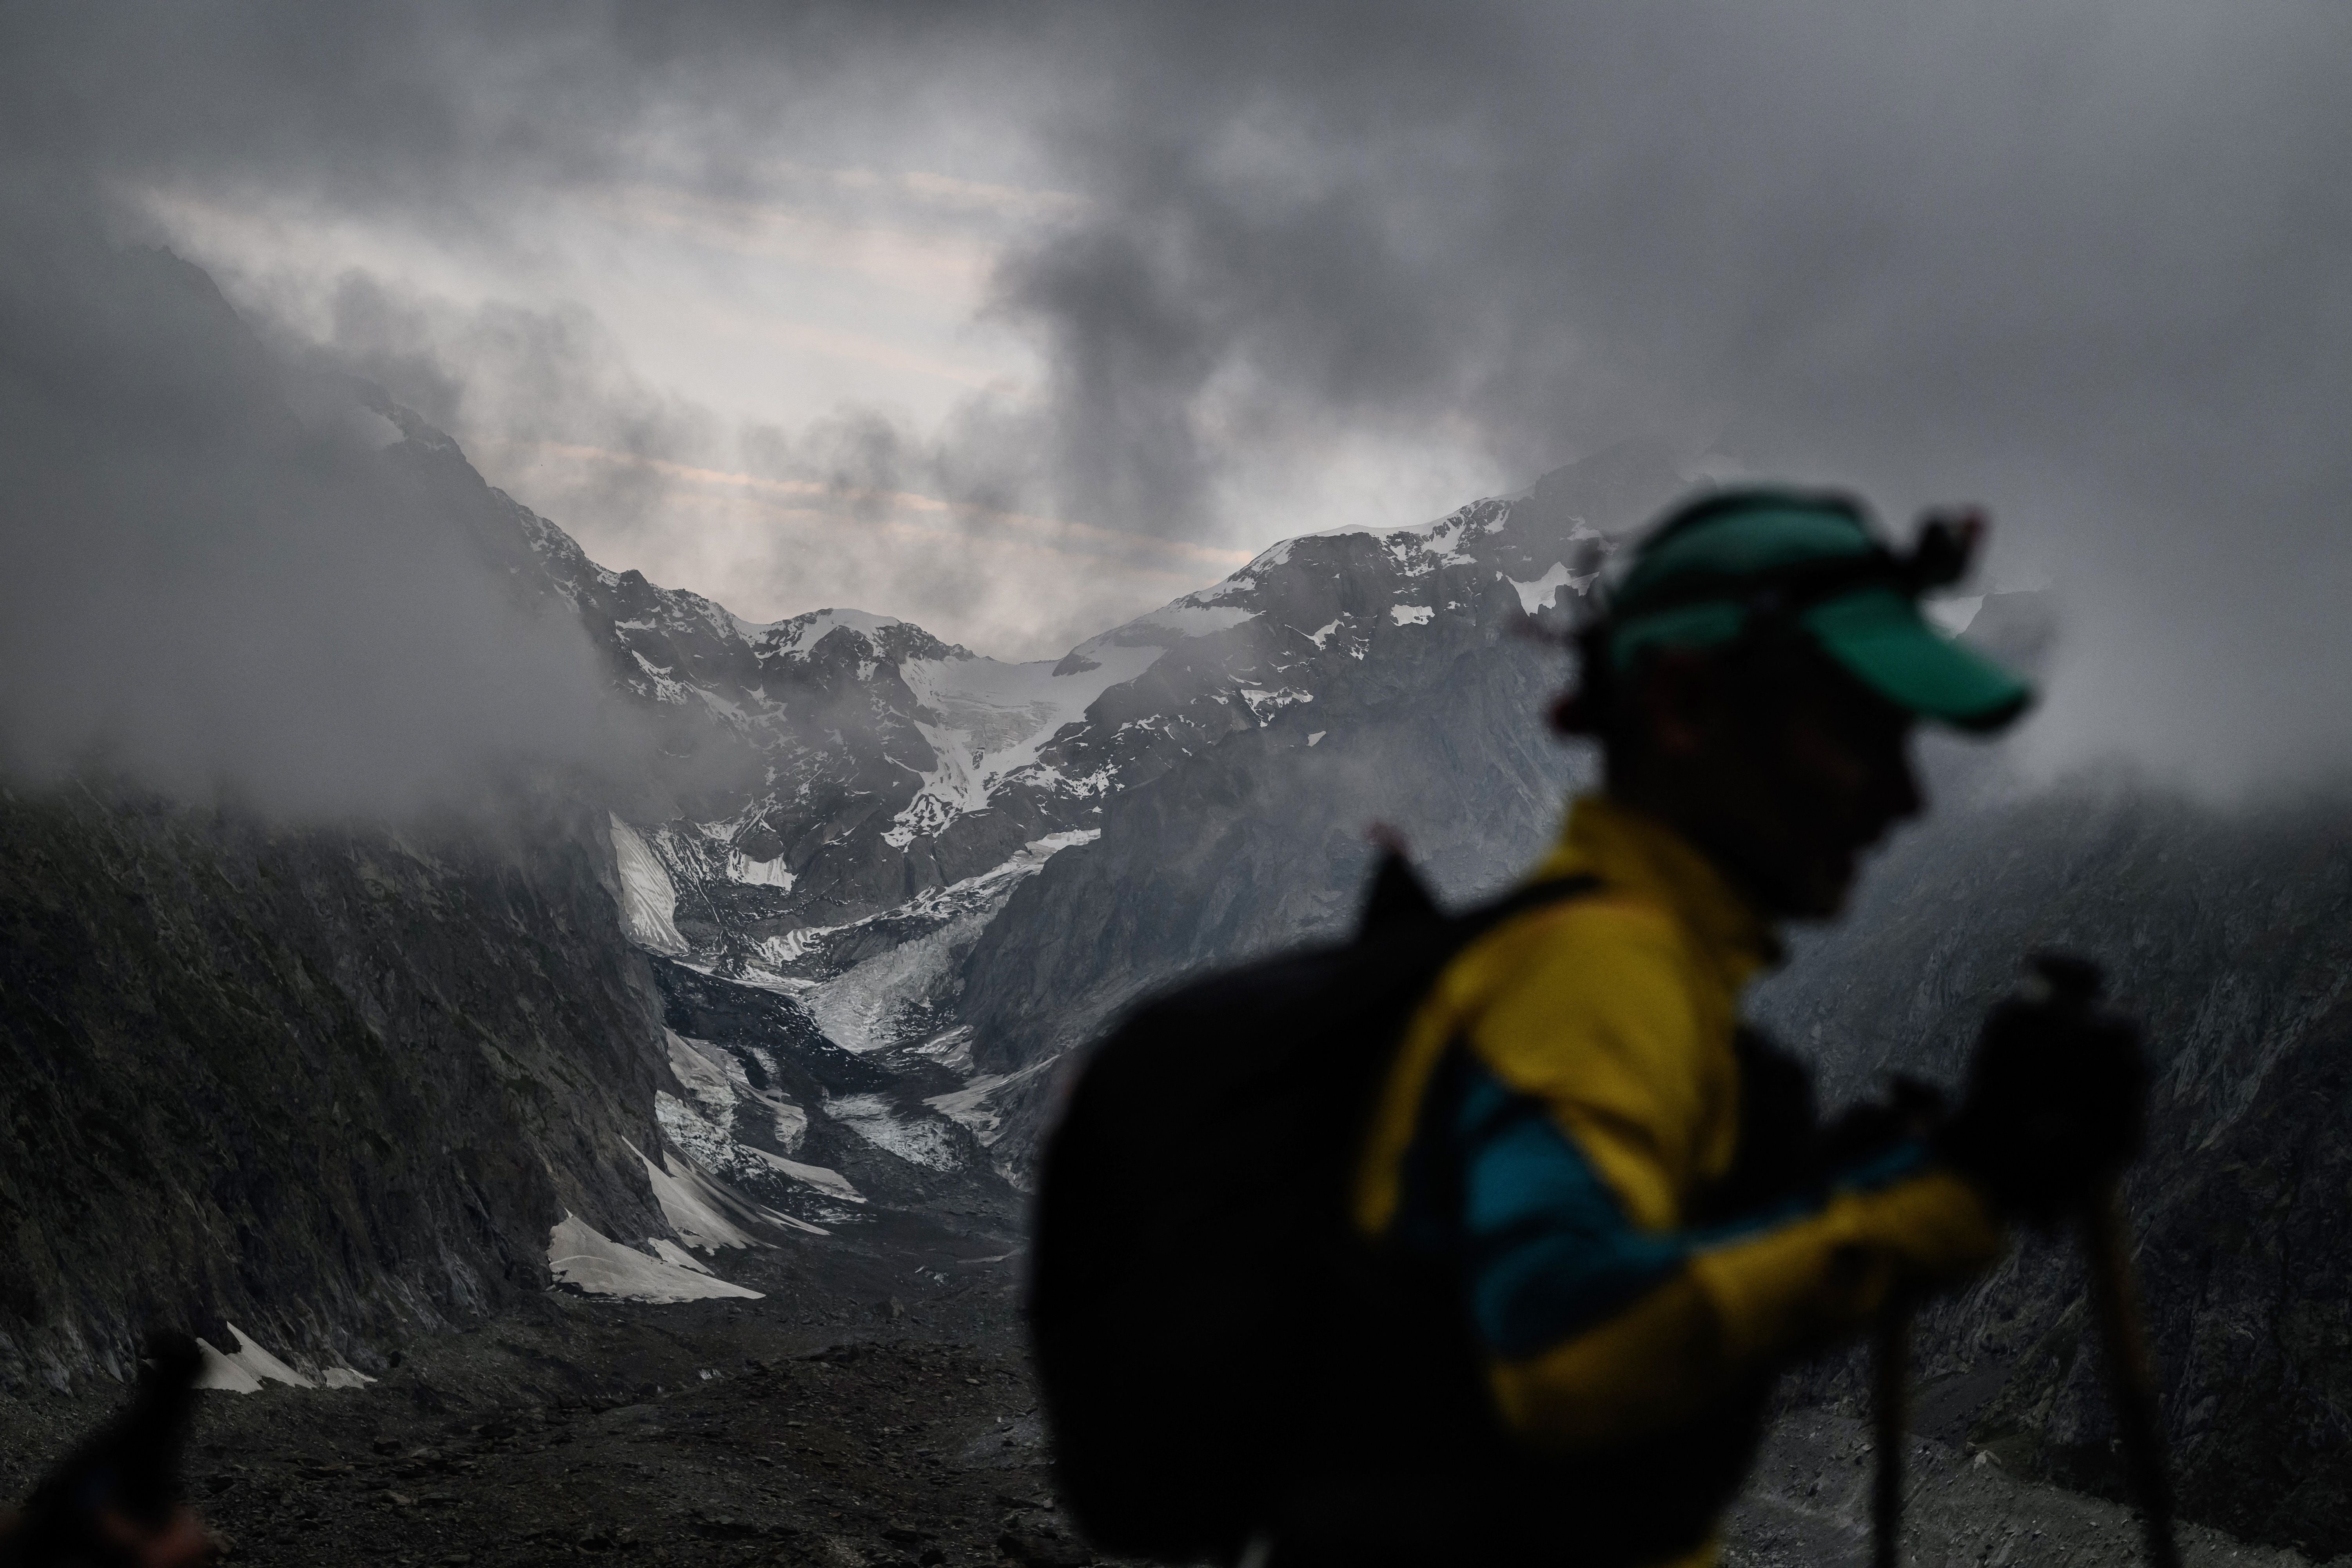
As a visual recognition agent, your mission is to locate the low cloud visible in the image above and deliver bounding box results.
[0,176,635,817]
[9,3,2352,792]
[264,264,1245,659]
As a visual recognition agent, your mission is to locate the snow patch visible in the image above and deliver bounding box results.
[882,643,1163,844]
[1306,500,1496,566]
[218,1330,311,1389]
[804,911,988,1053]
[609,815,689,956]
[745,1145,864,1202]
[547,1214,762,1303]
[826,1093,964,1171]
[902,1024,977,1074]
[727,850,795,889]
[193,1345,261,1394]
[660,1033,852,1193]
[648,1238,714,1275]
[1308,619,1342,646]
[764,607,905,656]
[762,832,1098,986]
[1508,562,1583,614]
[1390,604,1435,626]
[657,1080,857,1204]
[193,1325,353,1394]
[771,1096,809,1153]
[636,1138,828,1245]
[1307,731,1326,746]
[760,926,833,966]
[627,649,692,703]
[1239,687,1314,723]
[924,1057,1058,1146]
[640,1143,760,1249]
[665,1030,735,1113]
[1245,538,1297,572]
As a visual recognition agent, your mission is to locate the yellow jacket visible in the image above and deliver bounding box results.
[1350,795,2003,1561]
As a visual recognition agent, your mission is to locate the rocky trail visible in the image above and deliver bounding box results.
[0,1215,1094,1568]
[4,1230,2330,1568]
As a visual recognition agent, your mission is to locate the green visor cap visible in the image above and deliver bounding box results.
[1606,490,2033,733]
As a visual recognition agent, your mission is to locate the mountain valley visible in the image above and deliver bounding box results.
[4,343,2349,1568]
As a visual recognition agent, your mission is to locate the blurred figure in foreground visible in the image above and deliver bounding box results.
[1311,488,2142,1565]
[0,1336,219,1568]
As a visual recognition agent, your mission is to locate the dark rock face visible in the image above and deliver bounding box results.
[1753,783,2352,1555]
[0,788,670,1394]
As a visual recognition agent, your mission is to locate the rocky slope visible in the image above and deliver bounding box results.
[0,1242,2312,1568]
[0,786,671,1394]
[1753,776,2352,1557]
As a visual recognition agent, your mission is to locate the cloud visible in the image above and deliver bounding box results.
[9,2,2352,789]
[252,258,1238,657]
[0,172,639,817]
[976,3,2352,792]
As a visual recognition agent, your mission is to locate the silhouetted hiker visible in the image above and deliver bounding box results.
[0,1336,219,1568]
[1034,487,2145,1568]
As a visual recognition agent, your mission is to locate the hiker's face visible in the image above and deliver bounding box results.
[1630,644,1922,918]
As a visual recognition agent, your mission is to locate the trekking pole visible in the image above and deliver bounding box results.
[1869,1074,1949,1568]
[1870,1301,1909,1568]
[2081,1183,2180,1568]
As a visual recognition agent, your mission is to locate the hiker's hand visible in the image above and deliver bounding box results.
[2,1334,212,1568]
[1940,955,2146,1226]
[98,1504,220,1568]
[0,1503,219,1568]
[1820,1075,1945,1172]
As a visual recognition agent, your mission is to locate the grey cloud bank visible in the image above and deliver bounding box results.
[991,4,2352,792]
[6,2,2352,796]
[0,175,630,816]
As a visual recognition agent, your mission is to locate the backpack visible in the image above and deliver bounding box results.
[1028,859,1597,1562]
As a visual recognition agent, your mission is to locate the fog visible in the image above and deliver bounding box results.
[6,3,2352,800]
[0,174,631,817]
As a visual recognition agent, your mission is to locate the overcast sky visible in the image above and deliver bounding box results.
[7,2,2352,795]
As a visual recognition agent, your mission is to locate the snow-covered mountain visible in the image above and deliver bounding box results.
[521,475,1617,956]
[378,396,1681,1197]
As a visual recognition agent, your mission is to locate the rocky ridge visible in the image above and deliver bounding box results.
[0,787,672,1394]
[1753,777,2352,1557]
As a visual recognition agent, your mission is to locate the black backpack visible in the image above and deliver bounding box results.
[1028,860,1597,1562]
